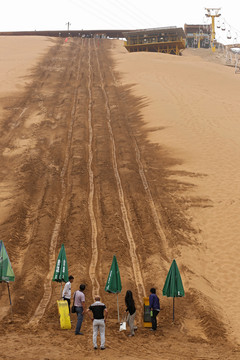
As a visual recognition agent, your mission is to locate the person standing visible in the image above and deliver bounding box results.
[62,275,74,312]
[87,295,108,350]
[149,288,160,331]
[74,284,86,335]
[125,290,136,337]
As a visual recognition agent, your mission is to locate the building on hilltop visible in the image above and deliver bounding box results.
[123,27,186,55]
[184,24,212,48]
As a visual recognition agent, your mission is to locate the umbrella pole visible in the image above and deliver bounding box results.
[117,293,120,322]
[173,297,175,322]
[61,281,62,300]
[7,282,13,321]
[7,282,12,305]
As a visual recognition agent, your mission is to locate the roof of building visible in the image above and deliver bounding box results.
[184,24,211,34]
[123,27,185,38]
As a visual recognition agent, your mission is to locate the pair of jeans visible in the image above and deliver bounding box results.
[127,311,136,335]
[151,309,159,330]
[93,319,105,348]
[75,307,83,334]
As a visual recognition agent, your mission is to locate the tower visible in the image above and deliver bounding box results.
[205,8,221,52]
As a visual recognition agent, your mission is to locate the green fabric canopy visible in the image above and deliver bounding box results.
[105,255,122,321]
[105,255,122,293]
[162,259,184,298]
[162,259,184,321]
[0,240,15,282]
[52,244,69,283]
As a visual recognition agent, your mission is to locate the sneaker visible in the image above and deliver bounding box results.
[100,347,105,350]
[94,347,98,350]
[75,332,84,335]
[128,334,134,337]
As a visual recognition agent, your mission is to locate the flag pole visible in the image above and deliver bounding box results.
[117,293,120,322]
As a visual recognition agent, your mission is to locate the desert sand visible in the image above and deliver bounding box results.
[0,36,240,359]
[111,41,240,345]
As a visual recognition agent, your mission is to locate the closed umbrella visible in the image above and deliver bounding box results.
[162,259,185,322]
[52,244,69,298]
[105,255,122,321]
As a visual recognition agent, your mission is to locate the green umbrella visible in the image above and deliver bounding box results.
[105,255,122,321]
[162,259,185,322]
[52,244,69,298]
[0,240,15,315]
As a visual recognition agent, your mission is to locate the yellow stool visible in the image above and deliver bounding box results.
[57,300,71,329]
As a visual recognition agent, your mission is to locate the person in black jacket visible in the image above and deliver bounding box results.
[125,290,136,336]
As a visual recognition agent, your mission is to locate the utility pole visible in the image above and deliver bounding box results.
[205,8,221,52]
[66,22,71,31]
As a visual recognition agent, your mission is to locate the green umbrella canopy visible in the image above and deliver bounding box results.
[0,240,15,282]
[52,244,69,283]
[105,255,122,294]
[162,259,185,298]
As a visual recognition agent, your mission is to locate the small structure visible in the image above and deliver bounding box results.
[143,297,152,328]
[184,24,211,48]
[123,27,186,55]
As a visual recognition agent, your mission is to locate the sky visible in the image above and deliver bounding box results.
[1,0,240,43]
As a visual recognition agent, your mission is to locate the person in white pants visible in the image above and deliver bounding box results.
[87,296,108,350]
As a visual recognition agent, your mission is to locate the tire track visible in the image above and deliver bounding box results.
[28,41,83,326]
[11,107,28,129]
[87,39,100,299]
[109,67,169,265]
[93,39,146,303]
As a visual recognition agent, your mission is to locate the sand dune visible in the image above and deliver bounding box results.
[0,37,240,359]
[111,41,240,345]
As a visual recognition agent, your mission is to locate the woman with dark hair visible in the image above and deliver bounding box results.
[125,290,136,336]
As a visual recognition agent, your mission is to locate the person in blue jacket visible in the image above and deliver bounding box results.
[149,288,160,331]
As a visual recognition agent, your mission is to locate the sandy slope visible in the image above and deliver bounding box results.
[0,36,54,95]
[0,37,240,360]
[0,36,55,226]
[111,41,240,345]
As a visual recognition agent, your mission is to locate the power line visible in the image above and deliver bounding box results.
[69,0,126,29]
[116,0,160,28]
[110,0,158,28]
[91,0,148,29]
[69,0,160,30]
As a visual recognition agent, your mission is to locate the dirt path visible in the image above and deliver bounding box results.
[87,39,100,298]
[93,39,146,303]
[0,38,240,359]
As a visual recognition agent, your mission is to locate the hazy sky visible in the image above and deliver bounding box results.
[1,0,240,43]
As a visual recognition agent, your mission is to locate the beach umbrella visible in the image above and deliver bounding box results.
[0,240,15,315]
[162,259,185,322]
[52,244,69,298]
[104,255,122,321]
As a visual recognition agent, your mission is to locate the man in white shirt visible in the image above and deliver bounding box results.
[62,275,74,312]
